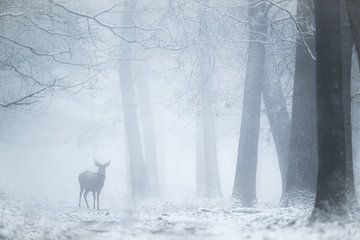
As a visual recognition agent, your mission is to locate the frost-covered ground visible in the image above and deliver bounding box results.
[1,193,360,240]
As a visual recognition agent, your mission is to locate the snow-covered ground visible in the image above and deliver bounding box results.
[1,193,360,240]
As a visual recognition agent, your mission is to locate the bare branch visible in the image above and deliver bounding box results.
[0,12,25,18]
[0,35,113,67]
[0,79,58,109]
[47,0,161,43]
[267,0,316,60]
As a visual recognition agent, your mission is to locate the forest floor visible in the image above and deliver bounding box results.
[1,193,360,240]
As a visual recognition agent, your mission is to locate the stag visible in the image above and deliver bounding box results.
[78,161,110,210]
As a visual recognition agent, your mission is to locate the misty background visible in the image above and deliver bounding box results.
[0,0,285,205]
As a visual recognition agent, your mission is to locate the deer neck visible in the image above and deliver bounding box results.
[97,172,105,185]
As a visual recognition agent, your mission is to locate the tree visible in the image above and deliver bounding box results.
[137,60,160,196]
[0,0,97,110]
[118,0,150,199]
[285,0,317,204]
[263,49,291,201]
[346,0,360,62]
[195,0,222,198]
[311,0,355,220]
[232,0,268,206]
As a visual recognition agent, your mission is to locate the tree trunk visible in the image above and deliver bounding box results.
[263,51,291,201]
[340,0,358,210]
[195,1,222,198]
[311,0,354,220]
[232,1,268,207]
[118,0,150,199]
[196,117,206,196]
[346,0,360,61]
[347,1,360,205]
[351,49,360,206]
[285,0,317,204]
[137,61,159,197]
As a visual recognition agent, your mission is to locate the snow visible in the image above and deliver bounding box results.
[1,193,360,240]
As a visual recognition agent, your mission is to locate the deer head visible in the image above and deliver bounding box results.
[94,160,111,176]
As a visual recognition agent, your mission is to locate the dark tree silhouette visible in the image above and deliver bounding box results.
[346,0,360,60]
[311,0,355,220]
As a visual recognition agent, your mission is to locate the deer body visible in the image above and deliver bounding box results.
[78,161,110,210]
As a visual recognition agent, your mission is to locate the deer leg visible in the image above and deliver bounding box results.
[84,191,90,208]
[92,191,96,209]
[79,187,85,207]
[97,190,101,210]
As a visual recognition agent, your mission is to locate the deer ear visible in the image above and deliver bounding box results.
[94,161,101,167]
[104,161,111,167]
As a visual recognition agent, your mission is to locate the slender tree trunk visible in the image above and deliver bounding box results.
[232,1,268,206]
[263,51,291,201]
[196,117,206,196]
[196,1,222,198]
[198,75,222,197]
[137,61,159,197]
[285,0,317,204]
[118,0,149,199]
[311,0,354,220]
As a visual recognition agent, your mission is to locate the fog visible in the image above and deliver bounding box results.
[1,0,360,239]
[0,63,281,202]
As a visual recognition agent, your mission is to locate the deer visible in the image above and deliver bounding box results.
[78,160,110,210]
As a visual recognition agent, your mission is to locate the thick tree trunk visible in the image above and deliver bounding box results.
[232,1,268,206]
[346,0,360,61]
[347,1,360,204]
[341,0,358,210]
[351,51,360,204]
[196,1,222,198]
[137,62,159,197]
[119,0,150,199]
[263,51,291,201]
[311,0,354,220]
[285,0,317,204]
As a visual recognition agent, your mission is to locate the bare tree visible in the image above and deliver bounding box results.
[263,48,291,201]
[137,60,160,196]
[118,0,150,199]
[0,0,98,110]
[195,0,222,198]
[346,0,360,61]
[311,0,355,220]
[232,0,268,207]
[285,0,317,205]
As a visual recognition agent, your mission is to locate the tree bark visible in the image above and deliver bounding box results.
[196,1,222,198]
[137,61,159,197]
[347,1,360,206]
[196,117,206,196]
[118,0,150,199]
[232,1,268,207]
[311,0,354,220]
[346,0,360,61]
[341,0,358,210]
[263,51,291,201]
[351,49,360,209]
[285,0,317,204]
